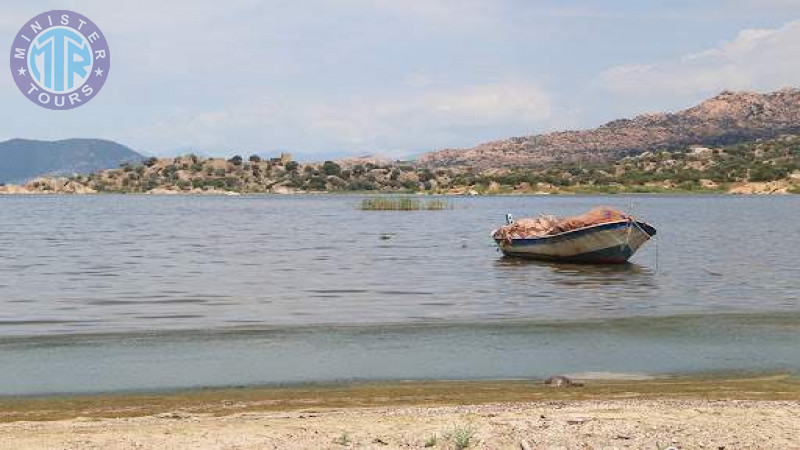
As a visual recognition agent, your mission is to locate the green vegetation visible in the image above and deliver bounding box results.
[424,435,438,447]
[445,425,476,449]
[473,136,799,193]
[10,136,798,195]
[333,432,351,446]
[360,197,450,211]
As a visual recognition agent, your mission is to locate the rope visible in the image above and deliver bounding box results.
[654,232,659,272]
[628,217,659,271]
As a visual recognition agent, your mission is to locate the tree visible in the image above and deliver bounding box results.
[229,155,243,166]
[225,176,241,189]
[307,175,327,191]
[249,154,262,163]
[143,157,158,167]
[285,161,299,171]
[322,160,342,176]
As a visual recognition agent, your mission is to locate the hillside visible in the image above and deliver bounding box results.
[4,136,798,195]
[419,88,800,169]
[0,139,143,183]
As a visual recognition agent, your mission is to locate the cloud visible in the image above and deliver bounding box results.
[126,81,552,156]
[313,81,551,147]
[598,20,800,98]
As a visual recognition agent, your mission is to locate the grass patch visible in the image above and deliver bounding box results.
[445,425,476,449]
[424,434,438,447]
[360,196,451,211]
[333,432,351,446]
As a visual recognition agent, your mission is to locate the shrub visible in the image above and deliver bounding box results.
[322,160,342,176]
[225,176,240,188]
[333,433,351,446]
[307,176,327,191]
[424,435,437,447]
[347,180,377,191]
[446,426,476,450]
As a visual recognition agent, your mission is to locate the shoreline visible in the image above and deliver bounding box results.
[2,374,799,423]
[1,376,799,449]
[3,312,799,397]
[1,189,798,196]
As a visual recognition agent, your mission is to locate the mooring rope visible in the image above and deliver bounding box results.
[654,232,659,272]
[628,217,659,271]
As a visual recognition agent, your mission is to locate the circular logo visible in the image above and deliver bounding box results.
[9,10,110,110]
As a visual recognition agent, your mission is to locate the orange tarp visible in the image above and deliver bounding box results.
[494,207,629,242]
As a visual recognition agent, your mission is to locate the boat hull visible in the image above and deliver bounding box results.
[495,220,656,264]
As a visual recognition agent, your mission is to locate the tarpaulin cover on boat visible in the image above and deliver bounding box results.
[493,207,630,243]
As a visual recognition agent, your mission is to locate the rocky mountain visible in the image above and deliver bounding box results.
[0,138,143,184]
[419,88,800,169]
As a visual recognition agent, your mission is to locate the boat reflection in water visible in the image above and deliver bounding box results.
[492,257,659,314]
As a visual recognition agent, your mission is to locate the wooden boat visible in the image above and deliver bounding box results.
[493,218,657,264]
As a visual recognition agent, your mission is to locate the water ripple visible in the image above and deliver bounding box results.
[0,194,797,336]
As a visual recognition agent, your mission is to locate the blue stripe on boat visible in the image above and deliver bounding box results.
[501,244,634,263]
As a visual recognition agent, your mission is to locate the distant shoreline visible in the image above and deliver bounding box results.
[3,134,798,195]
[0,188,797,196]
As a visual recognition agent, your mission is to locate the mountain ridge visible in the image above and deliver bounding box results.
[0,138,143,183]
[419,88,800,169]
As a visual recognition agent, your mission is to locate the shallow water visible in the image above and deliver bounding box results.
[0,195,798,395]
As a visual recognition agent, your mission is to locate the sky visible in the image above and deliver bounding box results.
[2,0,800,160]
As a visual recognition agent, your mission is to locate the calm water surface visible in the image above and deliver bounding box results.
[0,195,798,394]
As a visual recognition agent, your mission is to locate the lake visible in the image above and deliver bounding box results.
[0,194,798,395]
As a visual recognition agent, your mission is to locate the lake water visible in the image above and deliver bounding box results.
[0,195,798,395]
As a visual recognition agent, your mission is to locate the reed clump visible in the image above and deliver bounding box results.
[360,197,451,211]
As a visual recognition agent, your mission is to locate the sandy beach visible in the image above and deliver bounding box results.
[1,376,799,449]
[3,400,799,450]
